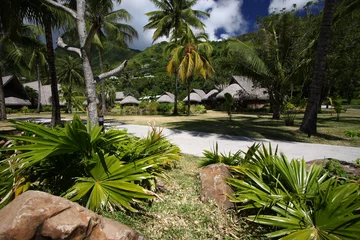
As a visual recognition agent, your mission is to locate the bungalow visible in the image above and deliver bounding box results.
[119,96,140,106]
[2,75,31,107]
[23,81,65,106]
[216,76,268,109]
[115,91,125,104]
[157,92,175,104]
[201,89,219,109]
[183,89,206,104]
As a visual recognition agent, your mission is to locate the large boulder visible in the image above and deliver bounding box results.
[199,163,234,210]
[0,190,146,240]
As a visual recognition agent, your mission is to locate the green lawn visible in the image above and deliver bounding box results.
[104,154,265,239]
[3,109,360,147]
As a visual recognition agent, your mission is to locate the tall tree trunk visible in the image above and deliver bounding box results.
[300,0,337,136]
[77,0,98,126]
[36,62,41,113]
[44,19,61,126]
[173,75,178,115]
[187,79,191,116]
[98,49,106,116]
[0,64,6,120]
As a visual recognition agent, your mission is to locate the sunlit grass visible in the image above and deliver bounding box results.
[104,154,265,239]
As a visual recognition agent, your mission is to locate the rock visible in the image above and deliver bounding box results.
[199,163,234,210]
[0,190,146,240]
[307,159,360,177]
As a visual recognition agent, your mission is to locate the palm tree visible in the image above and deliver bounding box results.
[144,0,209,115]
[0,0,24,120]
[167,26,214,116]
[57,56,84,113]
[300,0,337,136]
[41,0,132,126]
[6,0,73,125]
[226,13,314,119]
[90,6,138,116]
[26,27,48,114]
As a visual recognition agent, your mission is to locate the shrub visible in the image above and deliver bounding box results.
[200,142,243,167]
[226,143,360,239]
[42,106,52,112]
[157,103,173,114]
[6,108,13,114]
[20,106,29,114]
[0,115,180,212]
[282,102,297,126]
[190,104,206,114]
[121,106,139,115]
[345,130,360,138]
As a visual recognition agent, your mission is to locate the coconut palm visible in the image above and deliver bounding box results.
[300,0,337,136]
[57,56,84,113]
[144,0,210,115]
[226,13,314,119]
[89,6,138,116]
[41,0,133,126]
[167,26,214,116]
[26,27,48,113]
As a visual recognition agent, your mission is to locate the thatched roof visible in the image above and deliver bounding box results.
[193,89,206,99]
[183,92,202,103]
[202,89,219,101]
[115,91,125,100]
[216,76,268,100]
[24,81,65,106]
[2,76,29,105]
[157,92,174,103]
[183,89,206,103]
[5,97,31,106]
[120,96,140,105]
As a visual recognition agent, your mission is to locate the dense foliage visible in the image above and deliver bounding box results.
[226,143,360,239]
[0,116,180,212]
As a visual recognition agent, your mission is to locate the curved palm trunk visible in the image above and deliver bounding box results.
[0,64,6,120]
[187,78,191,116]
[44,19,61,126]
[36,62,41,113]
[300,0,337,136]
[173,74,179,115]
[98,49,106,116]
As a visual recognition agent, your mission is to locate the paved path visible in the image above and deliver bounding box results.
[9,117,360,162]
[115,124,360,162]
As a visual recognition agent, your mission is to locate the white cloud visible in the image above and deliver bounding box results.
[268,0,320,13]
[194,0,247,41]
[115,0,248,50]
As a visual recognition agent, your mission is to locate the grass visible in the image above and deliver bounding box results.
[3,108,360,147]
[104,154,265,239]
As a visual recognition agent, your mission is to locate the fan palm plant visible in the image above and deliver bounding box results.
[227,143,360,239]
[166,25,214,116]
[144,0,209,115]
[0,115,180,211]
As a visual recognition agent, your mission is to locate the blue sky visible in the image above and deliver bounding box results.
[116,0,322,50]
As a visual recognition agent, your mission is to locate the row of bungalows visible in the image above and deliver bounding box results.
[158,76,269,109]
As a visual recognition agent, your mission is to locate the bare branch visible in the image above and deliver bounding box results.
[94,60,128,83]
[56,37,82,58]
[41,0,77,19]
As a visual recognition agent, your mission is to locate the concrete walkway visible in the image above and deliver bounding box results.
[115,124,360,162]
[8,117,360,162]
